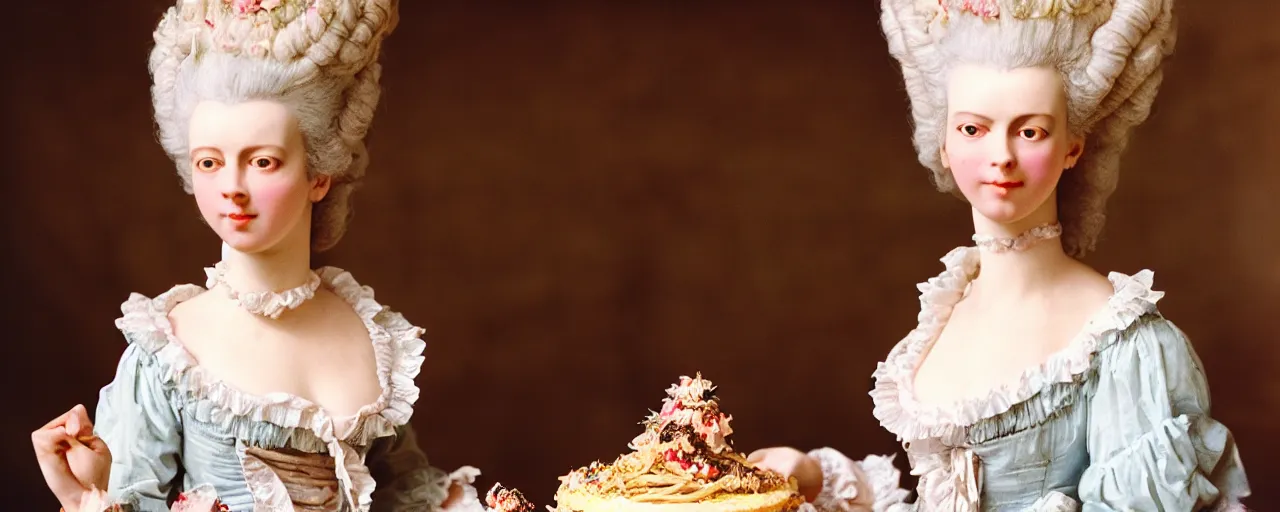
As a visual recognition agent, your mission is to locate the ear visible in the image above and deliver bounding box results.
[1063,134,1085,170]
[309,174,332,203]
[939,144,951,170]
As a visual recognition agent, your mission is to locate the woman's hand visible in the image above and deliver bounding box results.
[32,404,112,512]
[747,446,824,503]
[440,481,466,509]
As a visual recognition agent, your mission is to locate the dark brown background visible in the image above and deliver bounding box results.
[5,1,1277,508]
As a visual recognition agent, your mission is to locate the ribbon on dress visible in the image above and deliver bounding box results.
[910,445,982,511]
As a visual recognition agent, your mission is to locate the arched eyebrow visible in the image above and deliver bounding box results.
[189,145,287,157]
[951,111,993,122]
[951,112,1058,124]
[236,145,287,157]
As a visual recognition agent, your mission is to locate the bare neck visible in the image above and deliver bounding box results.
[969,207,1073,299]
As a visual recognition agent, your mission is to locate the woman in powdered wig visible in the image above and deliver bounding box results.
[749,0,1251,510]
[31,1,490,510]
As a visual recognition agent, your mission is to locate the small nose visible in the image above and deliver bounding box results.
[223,190,248,206]
[989,140,1015,172]
[217,167,249,205]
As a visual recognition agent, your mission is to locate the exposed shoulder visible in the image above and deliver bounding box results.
[165,288,227,360]
[1059,259,1115,312]
[166,288,217,323]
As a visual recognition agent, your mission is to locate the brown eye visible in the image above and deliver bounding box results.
[1020,127,1048,141]
[251,156,281,171]
[194,158,221,171]
[958,124,984,137]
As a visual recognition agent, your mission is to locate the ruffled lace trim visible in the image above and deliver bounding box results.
[856,455,911,511]
[802,450,910,512]
[203,261,322,320]
[441,467,486,511]
[112,266,427,447]
[869,246,1165,444]
[810,447,873,510]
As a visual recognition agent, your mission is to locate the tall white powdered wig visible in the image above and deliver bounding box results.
[880,0,1176,257]
[149,0,399,251]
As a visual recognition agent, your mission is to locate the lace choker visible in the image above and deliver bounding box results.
[203,261,322,319]
[972,222,1063,253]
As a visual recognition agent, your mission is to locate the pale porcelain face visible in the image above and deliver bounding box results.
[187,100,330,254]
[941,64,1084,230]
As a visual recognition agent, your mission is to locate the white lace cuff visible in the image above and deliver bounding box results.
[806,448,910,512]
[441,466,485,511]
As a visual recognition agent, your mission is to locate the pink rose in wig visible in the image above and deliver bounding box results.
[227,0,283,15]
[960,0,1000,17]
[228,0,259,14]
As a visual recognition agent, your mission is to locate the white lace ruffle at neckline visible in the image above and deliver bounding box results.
[113,266,426,445]
[203,261,322,320]
[869,246,1166,446]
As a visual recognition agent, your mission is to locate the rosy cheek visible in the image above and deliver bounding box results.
[944,140,989,186]
[191,175,223,217]
[1013,143,1059,182]
[247,177,307,216]
[247,182,289,215]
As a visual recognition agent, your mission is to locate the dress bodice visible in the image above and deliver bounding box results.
[860,247,1250,511]
[94,267,474,511]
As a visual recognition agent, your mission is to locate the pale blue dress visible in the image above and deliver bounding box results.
[92,267,484,512]
[802,247,1251,512]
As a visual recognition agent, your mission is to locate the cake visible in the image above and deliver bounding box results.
[551,373,805,512]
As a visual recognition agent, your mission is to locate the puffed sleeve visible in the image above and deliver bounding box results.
[1078,316,1251,511]
[366,424,485,511]
[94,342,185,510]
[801,448,912,512]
